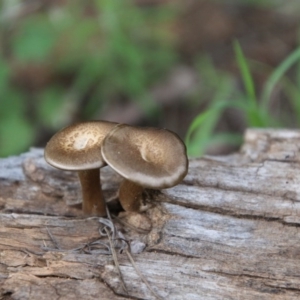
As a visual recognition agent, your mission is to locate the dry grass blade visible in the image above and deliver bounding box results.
[104,226,128,295]
[44,210,161,298]
[125,249,163,300]
[102,210,162,299]
[45,226,61,250]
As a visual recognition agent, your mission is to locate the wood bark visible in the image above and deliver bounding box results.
[1,128,300,299]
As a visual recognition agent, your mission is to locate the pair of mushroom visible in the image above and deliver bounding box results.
[44,121,188,216]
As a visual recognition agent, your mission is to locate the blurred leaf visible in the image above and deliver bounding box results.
[0,89,26,117]
[0,115,35,157]
[37,86,66,129]
[11,15,56,62]
[58,19,100,68]
[0,57,10,93]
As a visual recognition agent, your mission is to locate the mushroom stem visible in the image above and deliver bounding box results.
[118,179,144,212]
[78,168,106,216]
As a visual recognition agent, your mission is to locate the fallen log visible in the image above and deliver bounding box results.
[0,128,300,299]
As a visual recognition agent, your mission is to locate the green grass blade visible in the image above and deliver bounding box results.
[281,78,300,126]
[233,40,257,109]
[261,47,300,109]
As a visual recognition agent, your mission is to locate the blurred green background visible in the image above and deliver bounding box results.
[1,0,300,157]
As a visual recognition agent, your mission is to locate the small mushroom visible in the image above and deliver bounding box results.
[101,124,188,212]
[44,120,118,216]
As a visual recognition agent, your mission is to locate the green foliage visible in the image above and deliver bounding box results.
[11,15,57,62]
[214,0,282,8]
[261,47,300,111]
[186,41,300,157]
[185,57,241,156]
[2,1,300,158]
[37,86,67,129]
[54,0,176,116]
[233,40,266,127]
[0,0,177,157]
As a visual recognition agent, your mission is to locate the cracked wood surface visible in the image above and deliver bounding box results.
[1,128,300,299]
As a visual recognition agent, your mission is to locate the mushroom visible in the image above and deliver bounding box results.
[44,120,118,216]
[101,124,188,212]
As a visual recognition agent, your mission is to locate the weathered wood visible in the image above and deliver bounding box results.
[1,129,300,299]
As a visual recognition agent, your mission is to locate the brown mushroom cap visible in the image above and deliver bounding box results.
[101,124,188,189]
[45,121,118,171]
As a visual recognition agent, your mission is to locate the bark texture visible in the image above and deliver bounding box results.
[1,128,300,299]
